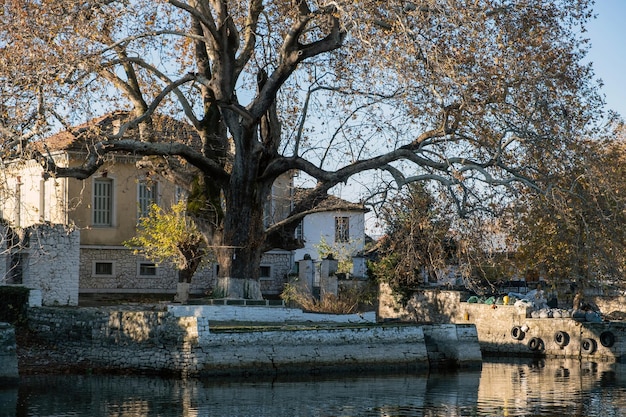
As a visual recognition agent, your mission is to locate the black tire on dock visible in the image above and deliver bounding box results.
[581,338,597,354]
[554,331,570,347]
[528,337,545,352]
[511,326,525,340]
[600,331,616,348]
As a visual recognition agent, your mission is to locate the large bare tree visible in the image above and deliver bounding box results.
[0,0,602,298]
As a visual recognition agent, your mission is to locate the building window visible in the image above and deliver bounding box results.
[138,262,157,276]
[93,261,114,277]
[295,221,303,241]
[138,181,158,218]
[260,265,271,280]
[263,196,273,227]
[93,178,113,227]
[335,216,350,243]
[175,186,187,204]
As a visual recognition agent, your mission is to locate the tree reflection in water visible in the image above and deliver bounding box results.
[5,359,626,416]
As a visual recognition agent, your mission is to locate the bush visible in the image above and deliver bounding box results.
[0,286,30,325]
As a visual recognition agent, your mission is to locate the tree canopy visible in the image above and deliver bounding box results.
[0,0,603,297]
[509,123,626,294]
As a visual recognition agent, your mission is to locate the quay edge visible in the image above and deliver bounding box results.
[20,305,481,378]
[378,285,626,362]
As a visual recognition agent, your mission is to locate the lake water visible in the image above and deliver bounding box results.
[2,358,626,416]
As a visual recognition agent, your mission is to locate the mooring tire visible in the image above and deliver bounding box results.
[511,326,525,340]
[600,331,616,348]
[554,331,570,347]
[528,337,545,352]
[581,338,597,354]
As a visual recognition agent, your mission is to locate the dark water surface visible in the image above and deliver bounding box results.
[2,358,626,416]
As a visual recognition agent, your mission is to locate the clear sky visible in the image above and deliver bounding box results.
[586,0,626,119]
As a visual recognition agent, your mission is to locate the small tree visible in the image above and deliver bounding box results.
[314,236,362,276]
[371,184,453,296]
[125,201,211,303]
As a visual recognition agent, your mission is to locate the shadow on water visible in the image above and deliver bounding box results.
[2,359,626,417]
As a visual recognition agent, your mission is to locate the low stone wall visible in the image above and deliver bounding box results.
[456,303,626,360]
[27,307,199,376]
[26,306,480,377]
[423,324,482,368]
[200,325,430,376]
[379,285,626,361]
[0,323,18,384]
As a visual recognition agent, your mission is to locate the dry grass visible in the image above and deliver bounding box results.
[281,283,375,314]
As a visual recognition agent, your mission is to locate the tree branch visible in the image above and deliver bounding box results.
[34,139,229,182]
[248,5,347,121]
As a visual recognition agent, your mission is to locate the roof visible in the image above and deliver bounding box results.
[294,188,368,213]
[31,112,200,153]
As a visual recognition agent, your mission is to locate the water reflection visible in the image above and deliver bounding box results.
[478,359,626,417]
[1,359,625,416]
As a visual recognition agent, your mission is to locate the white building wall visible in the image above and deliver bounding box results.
[293,210,365,263]
[23,224,80,306]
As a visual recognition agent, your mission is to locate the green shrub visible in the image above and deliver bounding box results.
[0,286,30,325]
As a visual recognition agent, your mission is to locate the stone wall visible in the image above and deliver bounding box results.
[80,247,291,297]
[80,247,216,294]
[0,223,79,306]
[26,306,481,377]
[378,285,626,361]
[0,322,18,383]
[27,307,200,376]
[378,285,465,323]
[259,250,292,295]
[167,304,377,324]
[423,324,482,368]
[25,224,80,306]
[454,303,626,360]
[593,296,626,316]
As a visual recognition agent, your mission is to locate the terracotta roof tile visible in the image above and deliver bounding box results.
[294,188,368,212]
[32,112,199,153]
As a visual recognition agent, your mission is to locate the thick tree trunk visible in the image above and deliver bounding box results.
[175,282,190,304]
[215,243,264,299]
[174,265,199,304]
[214,156,270,299]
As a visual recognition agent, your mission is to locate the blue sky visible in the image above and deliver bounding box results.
[586,0,626,119]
